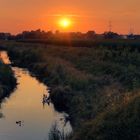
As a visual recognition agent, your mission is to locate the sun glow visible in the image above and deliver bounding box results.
[59,18,72,28]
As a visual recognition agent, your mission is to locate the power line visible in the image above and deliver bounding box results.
[108,20,112,32]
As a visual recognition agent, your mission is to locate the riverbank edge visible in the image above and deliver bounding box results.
[0,53,17,102]
[8,53,73,113]
[0,44,80,132]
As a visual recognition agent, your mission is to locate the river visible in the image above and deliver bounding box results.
[0,51,72,140]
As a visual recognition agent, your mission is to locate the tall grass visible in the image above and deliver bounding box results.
[49,122,72,140]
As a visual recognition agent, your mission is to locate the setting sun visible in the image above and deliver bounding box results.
[59,18,72,28]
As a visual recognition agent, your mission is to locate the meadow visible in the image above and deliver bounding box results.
[0,40,140,140]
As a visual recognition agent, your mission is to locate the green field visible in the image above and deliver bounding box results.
[1,40,140,140]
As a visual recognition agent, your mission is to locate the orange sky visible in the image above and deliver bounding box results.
[0,0,140,34]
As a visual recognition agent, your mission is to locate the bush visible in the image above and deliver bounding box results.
[0,61,16,100]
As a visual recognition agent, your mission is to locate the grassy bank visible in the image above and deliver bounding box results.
[0,40,140,139]
[0,60,16,101]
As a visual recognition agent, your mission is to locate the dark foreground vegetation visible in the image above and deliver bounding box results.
[49,122,73,140]
[0,40,140,140]
[0,60,16,101]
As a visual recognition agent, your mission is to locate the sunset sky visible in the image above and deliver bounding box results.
[0,0,140,34]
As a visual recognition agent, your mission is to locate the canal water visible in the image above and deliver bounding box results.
[0,51,72,140]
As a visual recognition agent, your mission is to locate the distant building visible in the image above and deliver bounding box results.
[0,33,11,40]
[127,34,135,40]
[134,35,140,39]
[121,35,128,39]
